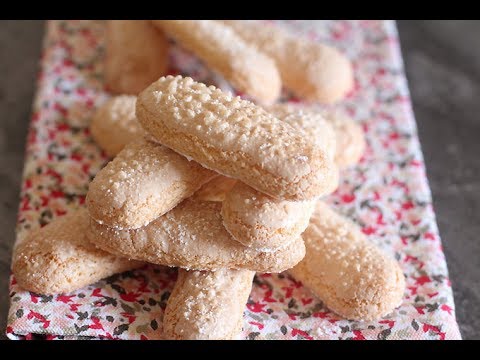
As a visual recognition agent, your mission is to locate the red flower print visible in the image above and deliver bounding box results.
[281,286,294,299]
[352,330,366,340]
[56,123,69,132]
[70,153,83,162]
[341,193,356,203]
[301,298,313,306]
[40,196,49,207]
[362,226,376,235]
[50,190,64,199]
[27,310,50,329]
[81,163,91,174]
[379,320,395,328]
[407,286,418,295]
[91,288,104,297]
[414,306,425,315]
[422,324,445,340]
[21,197,31,211]
[120,292,141,302]
[89,317,105,330]
[441,304,453,315]
[424,232,435,241]
[291,328,313,340]
[56,294,74,303]
[249,321,264,330]
[45,168,62,182]
[263,290,276,303]
[120,312,137,324]
[53,102,68,117]
[402,201,415,210]
[312,312,329,319]
[376,213,386,225]
[69,304,81,312]
[247,302,266,313]
[415,275,431,286]
[288,277,303,288]
[24,179,32,189]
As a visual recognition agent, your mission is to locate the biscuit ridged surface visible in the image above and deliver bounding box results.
[223,20,353,103]
[269,103,365,168]
[12,209,141,295]
[222,181,316,251]
[90,95,145,157]
[220,105,339,251]
[322,111,365,168]
[136,75,337,201]
[268,103,337,162]
[104,20,169,95]
[86,138,216,229]
[87,199,305,273]
[163,269,254,340]
[152,20,280,104]
[290,201,405,321]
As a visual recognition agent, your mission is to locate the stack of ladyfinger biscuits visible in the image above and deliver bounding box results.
[12,20,405,340]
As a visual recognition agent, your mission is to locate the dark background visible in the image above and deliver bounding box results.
[0,20,478,340]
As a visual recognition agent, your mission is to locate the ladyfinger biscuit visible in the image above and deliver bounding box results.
[193,176,237,202]
[163,269,254,340]
[104,20,169,95]
[322,111,365,168]
[136,75,337,201]
[268,103,337,162]
[86,138,216,229]
[289,201,405,321]
[12,209,142,295]
[221,105,339,251]
[87,198,305,273]
[269,103,365,168]
[152,20,281,104]
[223,20,353,103]
[222,181,316,251]
[90,95,145,157]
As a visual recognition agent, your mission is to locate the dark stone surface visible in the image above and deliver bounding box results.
[0,20,45,340]
[396,20,480,340]
[0,20,478,339]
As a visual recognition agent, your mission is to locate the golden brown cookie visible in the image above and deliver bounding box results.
[87,198,305,273]
[163,269,254,340]
[12,208,142,295]
[90,95,145,157]
[152,20,281,104]
[86,137,216,229]
[289,201,405,321]
[269,103,365,168]
[322,110,365,168]
[221,105,340,251]
[104,20,169,95]
[268,103,336,161]
[223,20,353,103]
[222,181,316,251]
[136,75,337,201]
